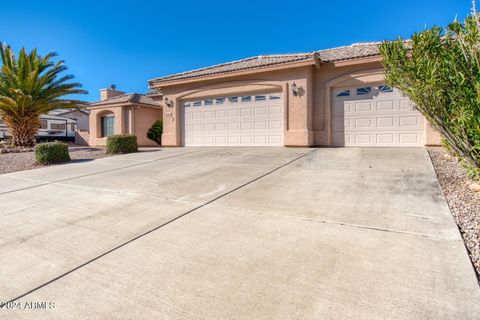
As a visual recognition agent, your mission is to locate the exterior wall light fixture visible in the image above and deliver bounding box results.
[164,97,174,108]
[291,82,299,96]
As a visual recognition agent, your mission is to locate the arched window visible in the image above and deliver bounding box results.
[101,113,115,137]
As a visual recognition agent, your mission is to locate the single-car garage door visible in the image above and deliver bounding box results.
[332,84,424,147]
[182,93,283,146]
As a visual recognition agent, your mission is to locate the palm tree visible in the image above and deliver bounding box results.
[0,43,87,146]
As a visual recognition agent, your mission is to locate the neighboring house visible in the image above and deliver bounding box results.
[54,109,89,131]
[0,114,77,141]
[89,42,442,147]
[87,86,162,146]
[48,108,90,145]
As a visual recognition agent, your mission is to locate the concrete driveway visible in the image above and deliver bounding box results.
[0,147,479,319]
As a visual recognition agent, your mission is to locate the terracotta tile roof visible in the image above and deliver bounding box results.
[149,42,381,86]
[89,93,161,107]
[317,42,380,62]
[149,53,316,85]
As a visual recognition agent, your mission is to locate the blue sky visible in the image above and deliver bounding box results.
[0,1,471,101]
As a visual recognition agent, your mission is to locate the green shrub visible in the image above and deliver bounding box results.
[106,134,138,154]
[34,142,70,165]
[441,138,456,156]
[147,119,163,145]
[464,162,480,181]
[380,15,480,170]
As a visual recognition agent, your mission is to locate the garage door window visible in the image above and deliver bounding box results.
[378,85,393,93]
[183,94,282,109]
[337,90,350,97]
[356,87,371,95]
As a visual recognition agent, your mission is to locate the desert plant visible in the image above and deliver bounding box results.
[106,134,138,154]
[380,15,480,169]
[441,138,456,156]
[0,43,87,147]
[465,163,480,180]
[34,142,70,164]
[147,119,163,145]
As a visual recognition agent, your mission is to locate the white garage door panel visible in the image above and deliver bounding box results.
[332,85,424,147]
[183,94,283,146]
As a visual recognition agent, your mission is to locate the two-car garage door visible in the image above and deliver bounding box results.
[182,93,283,146]
[332,84,424,147]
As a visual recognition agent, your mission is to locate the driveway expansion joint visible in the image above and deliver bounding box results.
[0,149,203,196]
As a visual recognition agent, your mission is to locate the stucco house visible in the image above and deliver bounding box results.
[89,42,441,147]
[87,86,163,146]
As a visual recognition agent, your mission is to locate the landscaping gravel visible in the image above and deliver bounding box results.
[428,147,480,283]
[0,146,110,175]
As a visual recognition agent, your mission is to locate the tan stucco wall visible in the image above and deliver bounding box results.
[88,105,162,147]
[152,59,442,147]
[425,123,442,146]
[134,107,163,146]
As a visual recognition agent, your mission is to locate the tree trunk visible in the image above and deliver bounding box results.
[4,116,40,147]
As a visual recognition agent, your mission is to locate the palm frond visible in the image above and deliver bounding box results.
[0,43,88,146]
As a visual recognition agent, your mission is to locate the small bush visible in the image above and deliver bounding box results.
[34,142,70,165]
[147,119,163,145]
[106,134,138,154]
[464,162,480,181]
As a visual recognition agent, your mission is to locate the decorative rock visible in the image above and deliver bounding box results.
[468,182,480,193]
[427,147,480,284]
[0,146,34,153]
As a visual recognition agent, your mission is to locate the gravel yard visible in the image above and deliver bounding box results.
[428,147,480,283]
[0,145,110,175]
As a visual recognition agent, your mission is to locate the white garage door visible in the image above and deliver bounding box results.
[332,84,424,147]
[182,93,283,146]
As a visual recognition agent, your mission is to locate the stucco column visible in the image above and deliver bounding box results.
[89,109,98,143]
[161,98,180,146]
[115,108,124,134]
[284,67,314,146]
